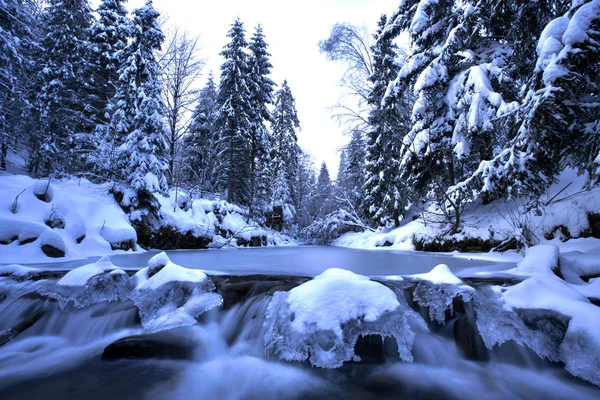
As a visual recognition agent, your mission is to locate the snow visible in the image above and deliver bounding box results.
[336,168,600,261]
[0,174,295,265]
[286,269,399,336]
[513,245,560,277]
[265,268,421,368]
[135,252,207,290]
[0,175,137,264]
[0,264,40,277]
[412,264,462,284]
[503,276,600,386]
[57,256,118,286]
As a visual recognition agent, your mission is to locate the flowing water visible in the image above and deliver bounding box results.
[0,247,599,399]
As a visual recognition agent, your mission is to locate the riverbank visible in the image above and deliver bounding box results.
[335,169,600,254]
[0,174,295,264]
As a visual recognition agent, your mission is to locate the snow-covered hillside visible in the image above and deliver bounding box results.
[0,175,294,264]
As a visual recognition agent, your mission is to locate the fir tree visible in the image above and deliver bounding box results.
[457,0,600,199]
[271,80,300,209]
[247,24,276,218]
[216,18,253,205]
[29,0,95,176]
[338,129,366,210]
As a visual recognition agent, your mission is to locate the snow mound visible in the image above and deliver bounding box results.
[561,253,600,277]
[514,245,560,277]
[135,252,208,290]
[503,276,600,386]
[265,268,423,368]
[131,252,221,332]
[0,175,137,263]
[57,256,117,286]
[412,264,462,285]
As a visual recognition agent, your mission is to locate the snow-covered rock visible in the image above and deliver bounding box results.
[412,264,462,284]
[57,256,117,286]
[265,268,424,368]
[514,245,560,277]
[131,253,222,332]
[503,276,600,386]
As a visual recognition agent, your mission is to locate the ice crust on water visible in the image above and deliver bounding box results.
[264,268,424,368]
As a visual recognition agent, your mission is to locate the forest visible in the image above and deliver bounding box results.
[3,0,599,249]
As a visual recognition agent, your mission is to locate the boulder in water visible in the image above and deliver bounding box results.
[101,330,195,361]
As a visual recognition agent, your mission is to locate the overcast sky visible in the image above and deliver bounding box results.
[124,0,398,177]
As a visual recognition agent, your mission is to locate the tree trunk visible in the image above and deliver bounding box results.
[248,134,257,222]
[227,123,234,204]
[0,141,7,170]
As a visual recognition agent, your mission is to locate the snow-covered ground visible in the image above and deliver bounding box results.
[335,169,600,258]
[0,174,295,264]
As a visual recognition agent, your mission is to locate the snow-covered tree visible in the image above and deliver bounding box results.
[118,0,169,204]
[216,18,253,205]
[0,0,34,170]
[29,0,95,176]
[87,0,130,178]
[454,0,600,199]
[271,80,300,209]
[364,14,405,227]
[89,0,130,124]
[186,72,220,192]
[337,128,366,210]
[247,24,276,218]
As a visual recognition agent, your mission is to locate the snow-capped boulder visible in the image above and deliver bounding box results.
[265,268,423,368]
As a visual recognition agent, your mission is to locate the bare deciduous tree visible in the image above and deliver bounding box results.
[319,23,374,133]
[160,28,206,186]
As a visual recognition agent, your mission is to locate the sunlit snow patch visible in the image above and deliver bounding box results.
[265,268,422,368]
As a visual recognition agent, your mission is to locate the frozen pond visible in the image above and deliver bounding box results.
[25,245,515,276]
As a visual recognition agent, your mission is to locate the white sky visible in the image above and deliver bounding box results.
[125,0,398,177]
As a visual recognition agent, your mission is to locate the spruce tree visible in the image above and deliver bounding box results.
[459,0,600,198]
[271,80,301,209]
[89,0,130,125]
[338,129,366,210]
[88,0,130,178]
[364,14,404,227]
[30,0,95,176]
[118,0,169,212]
[247,24,276,218]
[186,72,220,191]
[216,18,253,205]
[0,0,34,170]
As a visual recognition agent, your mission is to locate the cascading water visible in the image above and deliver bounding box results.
[0,271,599,400]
